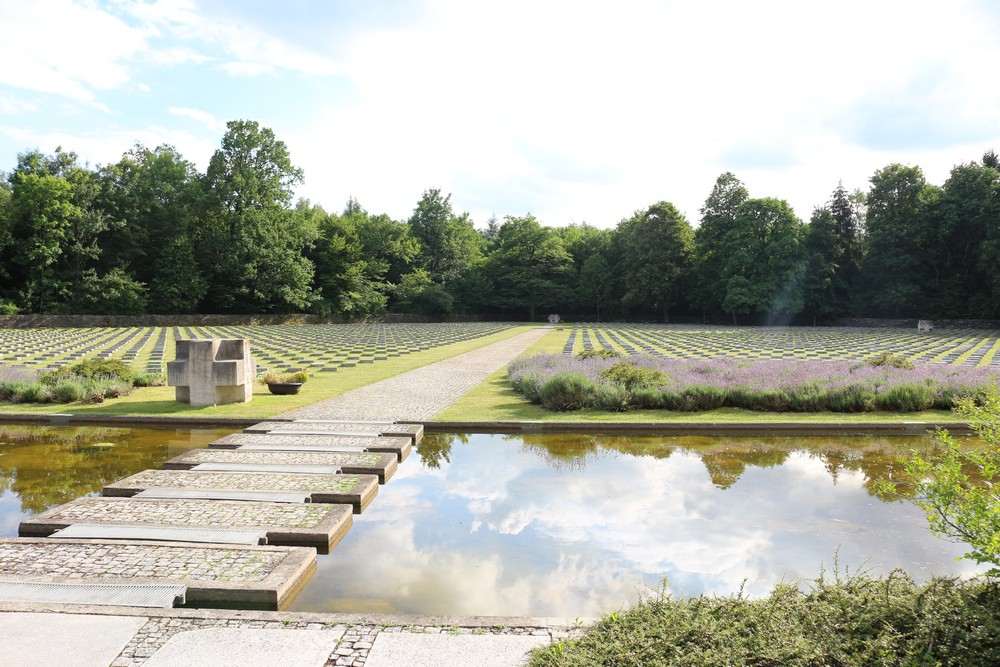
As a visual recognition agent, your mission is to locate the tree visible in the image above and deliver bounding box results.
[97,144,205,313]
[929,162,1000,317]
[829,181,863,305]
[578,253,612,321]
[901,389,1000,573]
[719,197,806,323]
[199,120,315,313]
[694,173,749,319]
[407,188,483,286]
[617,201,695,322]
[485,215,573,320]
[856,164,938,318]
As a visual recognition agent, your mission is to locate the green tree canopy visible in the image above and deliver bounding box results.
[618,201,695,322]
[485,215,573,320]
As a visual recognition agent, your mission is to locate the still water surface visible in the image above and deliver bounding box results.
[0,426,983,618]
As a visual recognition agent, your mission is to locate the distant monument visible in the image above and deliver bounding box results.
[917,320,934,332]
[167,339,255,406]
[548,314,561,324]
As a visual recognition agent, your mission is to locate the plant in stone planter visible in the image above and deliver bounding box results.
[260,370,309,395]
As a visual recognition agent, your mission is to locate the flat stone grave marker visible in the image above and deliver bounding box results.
[20,497,352,552]
[104,469,378,514]
[0,538,316,610]
[244,421,424,444]
[210,433,412,462]
[166,449,397,484]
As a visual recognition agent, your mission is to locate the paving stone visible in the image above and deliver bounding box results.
[20,497,353,551]
[165,449,397,484]
[0,612,147,667]
[0,538,316,609]
[211,433,412,462]
[364,633,550,667]
[104,469,378,513]
[143,627,343,667]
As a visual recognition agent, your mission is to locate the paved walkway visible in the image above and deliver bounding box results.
[277,326,551,421]
[0,607,575,666]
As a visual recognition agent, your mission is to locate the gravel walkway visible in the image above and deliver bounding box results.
[277,326,550,421]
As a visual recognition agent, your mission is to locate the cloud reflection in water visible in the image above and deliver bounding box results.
[289,433,983,616]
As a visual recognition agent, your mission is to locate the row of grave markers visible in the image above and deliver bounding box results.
[562,324,1000,366]
[0,419,422,611]
[0,322,518,375]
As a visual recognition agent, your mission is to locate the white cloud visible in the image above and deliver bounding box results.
[0,95,37,116]
[168,106,224,132]
[286,0,1000,225]
[0,1,146,105]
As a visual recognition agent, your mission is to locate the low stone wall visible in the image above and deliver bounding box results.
[829,318,1000,330]
[0,313,501,329]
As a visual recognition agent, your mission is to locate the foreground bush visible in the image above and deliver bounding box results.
[508,353,1000,413]
[0,358,157,404]
[529,573,1000,666]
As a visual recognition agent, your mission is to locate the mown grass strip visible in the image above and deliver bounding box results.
[0,325,537,419]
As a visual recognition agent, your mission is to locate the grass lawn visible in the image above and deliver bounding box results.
[435,327,967,423]
[0,325,538,419]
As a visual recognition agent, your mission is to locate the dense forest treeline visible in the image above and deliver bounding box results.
[1,119,999,322]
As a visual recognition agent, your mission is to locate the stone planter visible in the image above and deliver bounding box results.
[266,382,303,395]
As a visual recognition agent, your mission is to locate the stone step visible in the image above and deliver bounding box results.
[210,433,412,462]
[0,538,316,610]
[104,469,379,514]
[20,497,352,553]
[166,448,398,483]
[244,421,423,444]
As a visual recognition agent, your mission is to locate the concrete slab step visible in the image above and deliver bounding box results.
[245,421,423,444]
[104,469,379,514]
[165,449,398,484]
[210,433,412,462]
[20,497,352,553]
[0,538,316,610]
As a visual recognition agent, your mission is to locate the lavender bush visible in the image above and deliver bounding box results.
[507,354,1000,413]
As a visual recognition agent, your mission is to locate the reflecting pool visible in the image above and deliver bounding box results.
[0,426,984,618]
[0,425,237,535]
[288,432,985,617]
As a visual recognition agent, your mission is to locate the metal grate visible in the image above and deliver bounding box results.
[132,487,311,503]
[50,524,268,545]
[0,580,186,607]
[236,444,370,453]
[191,463,343,475]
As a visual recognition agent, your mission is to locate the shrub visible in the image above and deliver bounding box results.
[528,573,1000,667]
[593,383,630,411]
[538,373,597,411]
[132,372,165,387]
[577,348,621,360]
[51,381,86,403]
[260,370,310,385]
[600,361,667,390]
[82,379,132,403]
[867,352,914,370]
[13,382,53,403]
[42,358,136,387]
[875,383,936,412]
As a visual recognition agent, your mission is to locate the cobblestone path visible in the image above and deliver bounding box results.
[278,326,550,421]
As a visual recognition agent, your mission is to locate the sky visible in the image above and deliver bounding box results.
[2,0,999,229]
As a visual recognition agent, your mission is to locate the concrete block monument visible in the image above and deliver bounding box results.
[918,320,934,332]
[548,314,561,324]
[167,339,255,406]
